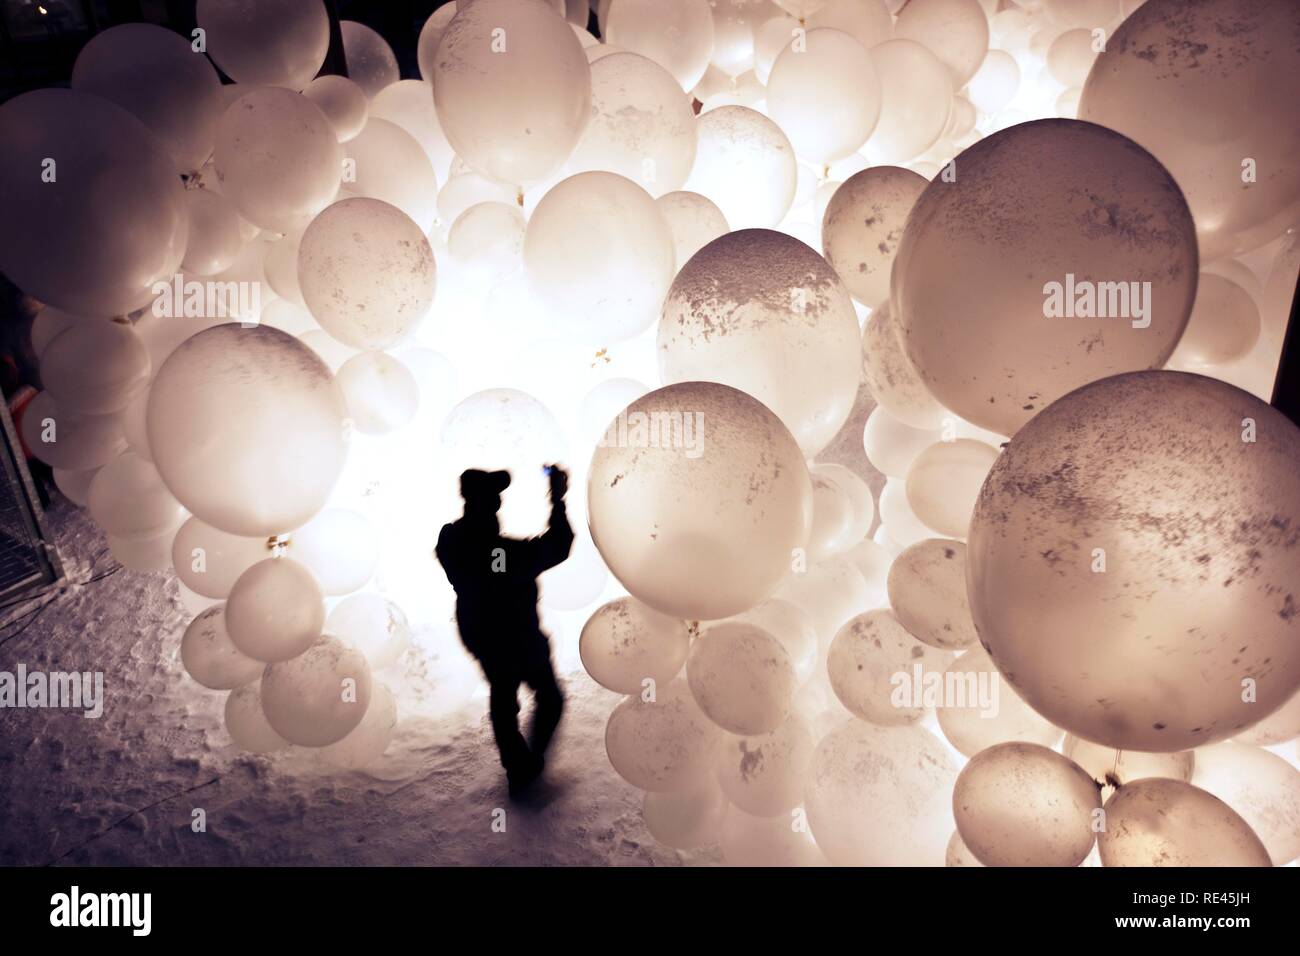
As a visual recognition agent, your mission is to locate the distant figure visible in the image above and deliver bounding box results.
[435,466,574,797]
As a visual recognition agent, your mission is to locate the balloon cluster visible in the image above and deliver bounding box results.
[2,0,1299,863]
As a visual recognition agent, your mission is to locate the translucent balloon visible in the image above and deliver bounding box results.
[767,29,881,165]
[1062,734,1193,790]
[71,23,224,174]
[893,120,1198,436]
[1168,273,1260,368]
[181,605,264,690]
[579,597,690,695]
[806,719,958,865]
[87,452,183,540]
[448,202,525,280]
[335,352,419,435]
[936,644,1063,757]
[1098,778,1271,867]
[261,634,373,747]
[440,388,568,489]
[822,166,927,310]
[605,678,722,791]
[808,0,894,51]
[344,118,439,230]
[894,0,989,86]
[340,21,399,99]
[953,742,1101,867]
[224,556,325,663]
[658,229,860,456]
[1045,28,1097,88]
[708,0,763,76]
[878,475,938,547]
[655,192,728,274]
[369,81,456,181]
[687,622,797,735]
[683,106,797,229]
[196,0,328,90]
[224,681,289,753]
[299,329,357,373]
[720,807,828,866]
[417,2,459,81]
[968,371,1300,751]
[525,171,674,343]
[606,0,714,91]
[302,75,369,143]
[539,532,609,610]
[172,517,269,599]
[828,610,954,724]
[54,467,97,507]
[42,320,149,415]
[862,40,952,164]
[436,174,518,234]
[287,509,379,596]
[1079,0,1300,261]
[587,382,812,620]
[147,324,349,537]
[214,88,343,233]
[716,713,814,817]
[1043,0,1121,29]
[1190,742,1300,865]
[775,556,874,645]
[845,538,892,599]
[182,189,244,276]
[812,463,874,549]
[568,52,697,196]
[862,406,941,479]
[21,393,126,471]
[642,779,728,850]
[320,681,397,769]
[327,594,411,672]
[730,598,818,685]
[0,90,188,316]
[905,439,999,538]
[860,304,946,431]
[805,470,854,561]
[887,539,978,650]
[433,0,591,186]
[966,49,1020,115]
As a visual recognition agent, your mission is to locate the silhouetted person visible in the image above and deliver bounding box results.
[435,466,574,797]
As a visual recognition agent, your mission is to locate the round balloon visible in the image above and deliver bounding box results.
[579,597,690,696]
[682,106,797,230]
[197,0,328,90]
[1098,778,1271,867]
[260,634,373,747]
[822,166,928,309]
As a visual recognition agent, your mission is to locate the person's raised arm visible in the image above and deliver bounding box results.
[529,465,575,574]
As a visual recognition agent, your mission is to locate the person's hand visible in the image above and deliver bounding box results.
[547,464,569,501]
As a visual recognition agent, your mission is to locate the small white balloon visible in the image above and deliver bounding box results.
[181,604,264,690]
[224,557,325,663]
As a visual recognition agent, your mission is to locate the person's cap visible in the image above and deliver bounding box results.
[460,468,511,498]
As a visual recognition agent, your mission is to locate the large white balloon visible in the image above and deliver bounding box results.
[605,678,722,791]
[684,106,797,229]
[822,166,928,310]
[197,0,328,90]
[260,634,373,747]
[605,0,715,91]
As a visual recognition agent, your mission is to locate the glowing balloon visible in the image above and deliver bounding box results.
[1235,687,1300,747]
[968,371,1300,751]
[224,681,289,753]
[327,594,411,671]
[823,166,927,310]
[433,0,591,186]
[344,118,439,230]
[813,463,874,549]
[1046,29,1098,89]
[720,807,828,866]
[261,634,373,747]
[659,229,860,456]
[966,49,1020,115]
[687,622,797,736]
[214,88,343,233]
[894,0,989,86]
[1191,741,1300,865]
[287,509,379,596]
[0,89,188,316]
[731,599,818,685]
[579,597,690,696]
[320,681,397,769]
[448,202,525,280]
[887,539,978,650]
[716,713,815,817]
[335,352,419,435]
[417,3,458,81]
[196,0,328,90]
[936,645,1063,757]
[1062,734,1193,790]
[642,779,728,850]
[953,742,1101,867]
[808,0,894,51]
[302,76,369,143]
[775,556,874,645]
[862,406,941,479]
[587,382,812,620]
[71,23,224,174]
[42,320,149,416]
[892,119,1198,436]
[606,0,714,91]
[181,605,264,690]
[172,517,269,599]
[828,610,954,724]
[1098,778,1271,867]
[860,304,946,431]
[879,476,938,547]
[340,21,399,99]
[806,719,958,866]
[182,189,244,276]
[605,678,722,791]
[766,29,880,165]
[369,81,456,180]
[1168,273,1260,368]
[863,40,952,163]
[683,106,797,229]
[224,557,325,663]
[568,52,697,196]
[525,171,674,344]
[905,439,999,538]
[1079,0,1300,260]
[87,452,183,539]
[655,191,728,271]
[805,469,854,561]
[147,324,349,537]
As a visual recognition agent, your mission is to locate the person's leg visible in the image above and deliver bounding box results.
[522,635,565,759]
[481,659,531,775]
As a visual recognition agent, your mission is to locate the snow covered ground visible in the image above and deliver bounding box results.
[0,499,717,867]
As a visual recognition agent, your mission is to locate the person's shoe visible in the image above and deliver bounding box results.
[507,753,544,800]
